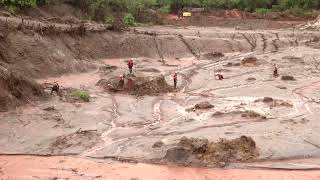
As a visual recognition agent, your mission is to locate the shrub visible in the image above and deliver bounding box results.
[124,13,136,26]
[159,5,170,14]
[70,90,90,102]
[256,8,272,16]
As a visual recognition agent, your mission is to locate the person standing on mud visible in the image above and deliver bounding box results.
[51,82,60,95]
[273,64,279,77]
[127,59,134,74]
[118,75,125,88]
[215,73,224,80]
[173,72,178,89]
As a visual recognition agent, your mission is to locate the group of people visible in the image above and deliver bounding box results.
[50,59,280,95]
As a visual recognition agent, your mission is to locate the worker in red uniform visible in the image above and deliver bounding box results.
[173,72,178,89]
[128,59,134,74]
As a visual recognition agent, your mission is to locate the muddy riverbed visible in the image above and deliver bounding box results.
[1,25,320,178]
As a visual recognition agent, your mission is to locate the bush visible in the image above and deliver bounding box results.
[256,8,272,16]
[124,13,136,26]
[159,5,170,14]
[70,90,90,102]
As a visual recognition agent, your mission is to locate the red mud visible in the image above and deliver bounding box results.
[1,156,320,180]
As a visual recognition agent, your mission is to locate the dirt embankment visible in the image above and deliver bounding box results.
[0,63,45,112]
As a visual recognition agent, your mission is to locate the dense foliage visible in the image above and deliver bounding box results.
[1,0,319,21]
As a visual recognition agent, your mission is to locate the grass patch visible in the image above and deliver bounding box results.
[70,90,90,102]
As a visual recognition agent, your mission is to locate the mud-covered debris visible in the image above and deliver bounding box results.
[202,52,224,59]
[140,68,161,73]
[212,111,224,117]
[241,110,265,119]
[255,97,293,108]
[241,57,258,66]
[262,97,274,103]
[281,75,295,81]
[163,136,259,167]
[224,62,241,67]
[194,102,214,110]
[153,141,165,148]
[97,75,174,96]
[282,56,304,64]
[246,77,256,81]
[276,85,287,89]
[43,106,56,111]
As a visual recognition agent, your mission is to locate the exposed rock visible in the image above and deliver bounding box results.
[281,75,295,81]
[152,141,165,148]
[194,102,214,110]
[241,56,258,66]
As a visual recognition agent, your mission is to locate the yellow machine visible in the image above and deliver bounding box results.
[182,12,192,17]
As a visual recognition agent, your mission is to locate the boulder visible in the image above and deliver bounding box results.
[194,102,214,110]
[152,141,164,148]
[241,57,258,66]
[281,75,295,81]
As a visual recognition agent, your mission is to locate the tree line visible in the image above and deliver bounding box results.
[1,0,319,22]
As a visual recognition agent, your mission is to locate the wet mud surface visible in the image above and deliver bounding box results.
[1,156,320,180]
[2,26,320,177]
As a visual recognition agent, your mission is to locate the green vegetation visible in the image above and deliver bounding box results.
[124,13,136,26]
[1,0,319,21]
[0,0,48,13]
[70,90,90,102]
